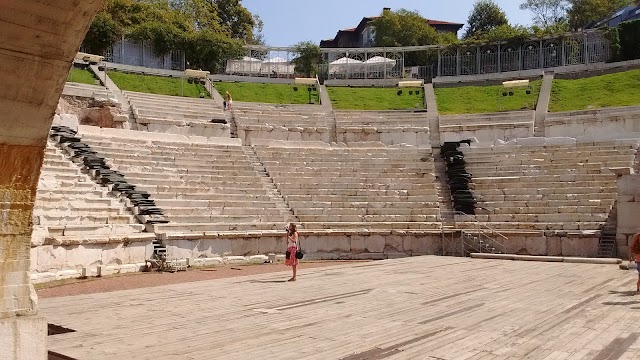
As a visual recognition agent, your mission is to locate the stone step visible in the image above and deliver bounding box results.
[294,207,440,216]
[35,214,135,225]
[151,193,273,202]
[296,214,440,223]
[153,222,286,233]
[153,199,277,208]
[160,207,281,216]
[45,223,146,237]
[300,221,442,230]
[454,221,603,231]
[163,214,285,223]
[134,185,269,196]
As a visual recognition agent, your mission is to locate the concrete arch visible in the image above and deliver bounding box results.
[0,1,103,358]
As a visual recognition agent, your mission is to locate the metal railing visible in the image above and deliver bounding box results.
[441,211,508,256]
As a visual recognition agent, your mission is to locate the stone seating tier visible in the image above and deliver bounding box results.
[33,143,145,242]
[79,131,289,231]
[63,82,111,99]
[255,144,440,228]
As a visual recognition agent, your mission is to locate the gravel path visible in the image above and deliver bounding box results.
[37,261,363,299]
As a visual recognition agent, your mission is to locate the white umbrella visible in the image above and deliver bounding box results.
[364,56,396,68]
[329,57,363,74]
[261,57,293,75]
[226,56,262,74]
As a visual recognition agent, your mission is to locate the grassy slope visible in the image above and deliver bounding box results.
[212,82,320,105]
[108,71,208,98]
[327,87,425,110]
[549,69,640,112]
[67,68,98,85]
[435,80,541,115]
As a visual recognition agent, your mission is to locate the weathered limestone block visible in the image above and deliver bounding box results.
[315,235,351,253]
[546,236,563,256]
[560,236,599,257]
[65,245,104,269]
[525,236,547,255]
[383,235,404,253]
[363,234,386,253]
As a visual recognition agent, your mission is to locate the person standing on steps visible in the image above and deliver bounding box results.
[629,233,640,294]
[225,91,233,110]
[285,223,299,282]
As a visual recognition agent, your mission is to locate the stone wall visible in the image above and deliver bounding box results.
[545,106,640,139]
[30,240,152,284]
[337,126,431,147]
[0,1,104,358]
[616,174,640,259]
[237,125,331,144]
[439,111,535,143]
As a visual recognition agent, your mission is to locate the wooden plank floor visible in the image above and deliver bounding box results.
[42,256,640,360]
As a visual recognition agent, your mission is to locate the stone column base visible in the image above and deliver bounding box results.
[0,315,47,360]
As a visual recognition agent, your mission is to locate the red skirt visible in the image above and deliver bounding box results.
[285,246,298,266]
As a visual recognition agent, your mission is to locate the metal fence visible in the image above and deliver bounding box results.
[438,31,610,77]
[87,31,610,81]
[86,37,185,71]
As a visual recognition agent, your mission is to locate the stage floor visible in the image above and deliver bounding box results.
[42,256,640,360]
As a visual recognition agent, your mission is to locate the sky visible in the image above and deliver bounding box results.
[242,0,534,47]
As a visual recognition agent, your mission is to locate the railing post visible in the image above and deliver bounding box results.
[476,45,480,74]
[539,40,544,69]
[437,48,441,77]
[584,32,589,65]
[561,37,566,67]
[497,44,501,73]
[456,47,461,76]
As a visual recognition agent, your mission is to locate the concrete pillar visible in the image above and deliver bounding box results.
[0,1,103,359]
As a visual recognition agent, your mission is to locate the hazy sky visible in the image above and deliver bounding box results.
[242,0,534,46]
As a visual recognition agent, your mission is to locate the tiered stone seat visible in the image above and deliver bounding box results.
[78,132,288,234]
[254,142,441,230]
[335,110,430,147]
[439,111,534,143]
[233,102,330,143]
[124,91,229,138]
[63,82,111,99]
[460,140,638,231]
[33,142,144,241]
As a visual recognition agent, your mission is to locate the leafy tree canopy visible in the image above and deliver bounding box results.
[82,0,260,71]
[292,41,322,77]
[464,0,509,40]
[520,0,570,26]
[567,0,635,29]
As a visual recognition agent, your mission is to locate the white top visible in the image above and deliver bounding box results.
[287,232,298,247]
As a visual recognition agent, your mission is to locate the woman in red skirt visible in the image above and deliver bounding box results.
[285,223,299,281]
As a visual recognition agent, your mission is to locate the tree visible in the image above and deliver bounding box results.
[520,0,570,26]
[465,24,533,43]
[81,0,258,72]
[463,0,509,40]
[292,41,321,77]
[371,9,440,47]
[370,9,444,66]
[567,0,635,30]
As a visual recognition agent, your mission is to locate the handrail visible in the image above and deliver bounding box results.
[441,210,509,241]
[442,210,508,254]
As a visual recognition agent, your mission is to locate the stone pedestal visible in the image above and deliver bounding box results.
[0,315,47,360]
[617,174,640,258]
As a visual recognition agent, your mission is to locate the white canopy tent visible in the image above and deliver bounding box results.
[261,57,294,75]
[364,56,396,71]
[329,57,364,75]
[226,56,262,74]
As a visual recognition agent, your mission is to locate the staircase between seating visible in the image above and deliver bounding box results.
[243,146,298,224]
[597,204,618,258]
[432,147,455,225]
[441,211,508,257]
[228,109,238,138]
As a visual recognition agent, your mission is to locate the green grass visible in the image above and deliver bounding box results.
[212,82,320,105]
[108,71,209,98]
[67,68,98,85]
[435,81,541,115]
[327,87,424,110]
[549,69,640,112]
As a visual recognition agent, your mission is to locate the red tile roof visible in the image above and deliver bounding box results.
[427,19,464,26]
